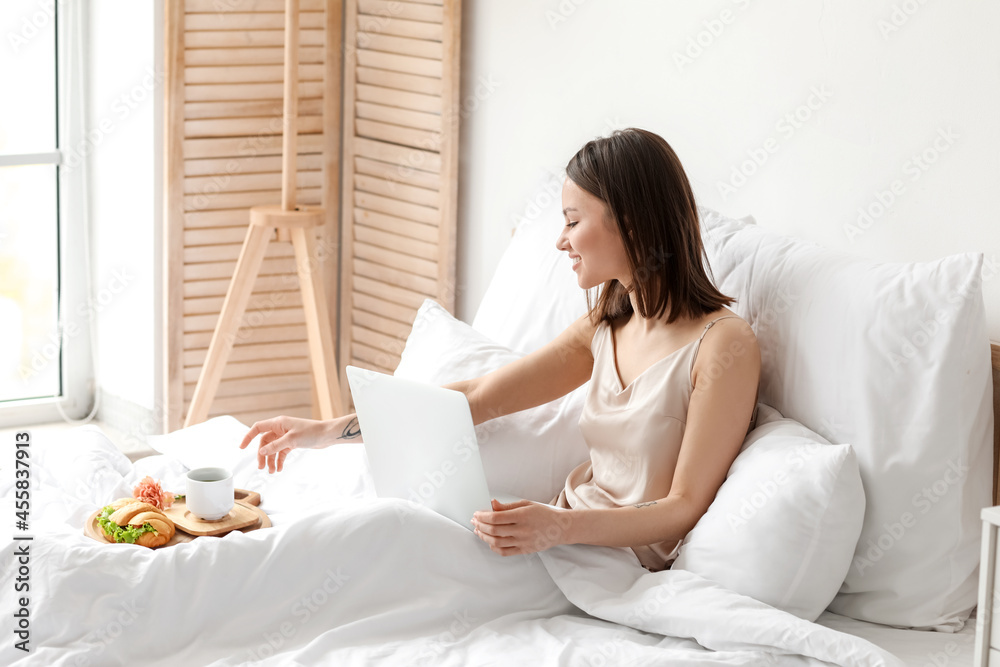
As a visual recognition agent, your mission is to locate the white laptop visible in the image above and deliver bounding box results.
[345,365,521,531]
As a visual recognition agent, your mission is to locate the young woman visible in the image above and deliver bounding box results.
[239,128,761,572]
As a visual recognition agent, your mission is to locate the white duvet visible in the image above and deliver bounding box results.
[0,421,905,666]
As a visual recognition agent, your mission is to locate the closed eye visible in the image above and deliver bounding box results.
[565,221,578,228]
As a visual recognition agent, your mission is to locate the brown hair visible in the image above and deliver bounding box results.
[565,127,734,325]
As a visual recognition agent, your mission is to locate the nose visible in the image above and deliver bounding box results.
[555,228,570,252]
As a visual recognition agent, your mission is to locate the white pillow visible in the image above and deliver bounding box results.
[671,403,866,622]
[471,180,590,355]
[699,206,994,632]
[394,299,591,502]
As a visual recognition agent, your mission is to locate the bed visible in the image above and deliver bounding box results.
[2,202,995,666]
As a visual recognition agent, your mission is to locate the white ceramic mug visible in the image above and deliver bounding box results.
[186,467,234,521]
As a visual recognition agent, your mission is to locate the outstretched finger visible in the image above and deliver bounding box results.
[259,432,290,459]
[239,423,264,450]
[257,431,278,469]
[276,449,289,472]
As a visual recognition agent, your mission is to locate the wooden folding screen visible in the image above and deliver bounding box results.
[163,0,342,431]
[338,0,462,397]
[164,0,461,430]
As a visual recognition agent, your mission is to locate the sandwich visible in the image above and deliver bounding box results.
[97,498,176,548]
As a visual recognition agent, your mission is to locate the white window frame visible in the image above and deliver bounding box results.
[0,1,94,427]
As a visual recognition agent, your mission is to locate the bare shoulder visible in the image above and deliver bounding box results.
[691,314,760,389]
[563,312,600,352]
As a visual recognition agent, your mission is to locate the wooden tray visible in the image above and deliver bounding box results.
[84,488,270,548]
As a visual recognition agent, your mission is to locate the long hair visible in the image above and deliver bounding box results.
[565,128,734,325]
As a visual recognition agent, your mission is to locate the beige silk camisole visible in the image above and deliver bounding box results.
[550,314,760,572]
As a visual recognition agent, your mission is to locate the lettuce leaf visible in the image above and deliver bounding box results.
[97,505,157,544]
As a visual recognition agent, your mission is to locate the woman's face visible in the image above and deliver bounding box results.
[556,178,631,290]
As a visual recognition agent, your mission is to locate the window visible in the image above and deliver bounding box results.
[0,1,93,426]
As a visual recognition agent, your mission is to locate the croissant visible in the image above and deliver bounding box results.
[98,498,176,548]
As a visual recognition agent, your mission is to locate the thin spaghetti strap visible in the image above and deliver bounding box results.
[698,315,743,341]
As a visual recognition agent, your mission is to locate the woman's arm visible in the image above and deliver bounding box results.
[473,317,761,554]
[240,412,361,473]
[445,313,597,425]
[242,313,597,473]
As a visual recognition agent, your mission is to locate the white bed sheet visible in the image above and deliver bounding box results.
[0,420,960,666]
[815,607,978,667]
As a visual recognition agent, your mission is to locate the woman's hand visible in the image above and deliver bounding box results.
[471,499,574,556]
[238,413,360,474]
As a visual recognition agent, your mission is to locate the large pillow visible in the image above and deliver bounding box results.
[699,206,994,631]
[394,299,591,502]
[671,403,866,622]
[471,175,589,354]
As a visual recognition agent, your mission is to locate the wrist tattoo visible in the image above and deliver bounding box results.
[633,501,657,509]
[338,417,361,440]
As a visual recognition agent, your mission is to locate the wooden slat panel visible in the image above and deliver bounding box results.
[184,133,324,159]
[354,241,438,279]
[185,0,325,12]
[205,389,313,415]
[185,29,326,49]
[357,33,442,60]
[358,0,444,24]
[353,275,431,310]
[354,173,439,208]
[185,153,324,177]
[185,210,252,228]
[355,100,440,132]
[222,405,314,425]
[354,257,437,294]
[352,340,402,371]
[339,0,459,402]
[353,308,413,340]
[355,207,438,242]
[207,389,314,415]
[355,118,439,150]
[185,12,325,31]
[184,373,312,401]
[185,340,310,367]
[185,170,322,195]
[356,66,441,95]
[353,224,437,261]
[183,357,312,384]
[184,46,325,66]
[184,306,306,334]
[353,291,419,325]
[356,83,440,113]
[356,49,441,77]
[185,98,323,120]
[348,355,394,377]
[187,115,324,139]
[184,323,307,349]
[185,64,325,85]
[355,155,439,190]
[185,80,325,102]
[184,242,295,264]
[184,226,252,245]
[183,290,301,315]
[184,187,322,212]
[183,256,299,282]
[183,275,299,300]
[354,136,441,172]
[358,14,442,41]
[355,191,439,225]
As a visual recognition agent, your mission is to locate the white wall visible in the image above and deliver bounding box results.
[456,0,1000,340]
[86,0,160,433]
